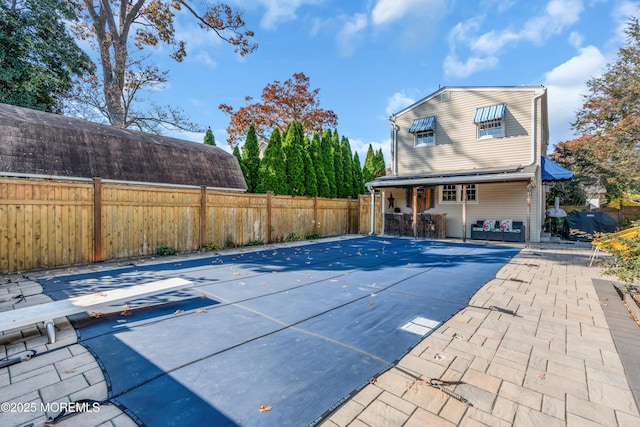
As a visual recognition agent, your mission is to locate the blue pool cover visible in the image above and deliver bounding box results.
[39,236,520,426]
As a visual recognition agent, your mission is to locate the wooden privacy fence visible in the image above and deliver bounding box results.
[0,177,362,273]
[559,205,640,222]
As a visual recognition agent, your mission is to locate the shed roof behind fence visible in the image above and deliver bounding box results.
[0,103,247,190]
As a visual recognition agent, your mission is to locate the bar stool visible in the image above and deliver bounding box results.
[420,213,435,238]
[403,213,413,236]
[384,213,399,235]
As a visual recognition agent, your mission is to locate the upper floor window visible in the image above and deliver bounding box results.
[409,116,436,147]
[478,119,504,138]
[474,103,505,139]
[415,131,435,146]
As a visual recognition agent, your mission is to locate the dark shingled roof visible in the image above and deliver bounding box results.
[0,103,247,190]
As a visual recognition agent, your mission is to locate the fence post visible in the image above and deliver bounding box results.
[313,196,318,236]
[200,186,207,248]
[347,198,351,235]
[266,191,273,244]
[93,178,103,262]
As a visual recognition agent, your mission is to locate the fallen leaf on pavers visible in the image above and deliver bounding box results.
[537,373,546,380]
[120,310,132,316]
[64,369,75,374]
[259,404,272,412]
[196,309,207,313]
[90,312,105,318]
[174,310,184,315]
[576,296,583,300]
[602,297,609,301]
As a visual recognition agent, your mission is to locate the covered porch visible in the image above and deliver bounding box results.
[366,164,540,245]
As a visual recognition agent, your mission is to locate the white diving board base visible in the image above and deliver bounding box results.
[0,277,192,344]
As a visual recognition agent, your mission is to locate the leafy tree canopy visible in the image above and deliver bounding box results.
[67,1,256,133]
[0,0,94,112]
[554,17,640,202]
[219,72,338,146]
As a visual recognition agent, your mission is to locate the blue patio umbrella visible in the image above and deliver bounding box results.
[541,157,574,182]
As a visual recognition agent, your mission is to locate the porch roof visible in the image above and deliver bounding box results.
[366,164,536,189]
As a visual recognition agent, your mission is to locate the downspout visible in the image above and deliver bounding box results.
[528,88,545,245]
[388,115,398,176]
[530,87,545,165]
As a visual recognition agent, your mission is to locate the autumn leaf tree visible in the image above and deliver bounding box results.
[554,17,640,201]
[219,72,338,146]
[68,1,257,133]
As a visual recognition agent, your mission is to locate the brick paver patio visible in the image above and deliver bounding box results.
[1,240,639,426]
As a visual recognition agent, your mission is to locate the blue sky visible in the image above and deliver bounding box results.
[144,0,638,164]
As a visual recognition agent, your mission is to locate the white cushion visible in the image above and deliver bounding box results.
[499,219,512,231]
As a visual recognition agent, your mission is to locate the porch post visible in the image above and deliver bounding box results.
[381,190,386,235]
[412,187,418,238]
[462,184,467,242]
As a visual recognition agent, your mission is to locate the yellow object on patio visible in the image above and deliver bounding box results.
[589,226,640,267]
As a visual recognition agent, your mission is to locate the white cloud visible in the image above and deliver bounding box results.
[544,45,607,146]
[568,31,583,48]
[337,14,368,57]
[254,0,323,30]
[443,54,499,78]
[385,91,416,116]
[446,0,586,78]
[348,137,392,168]
[371,0,437,25]
[192,52,218,69]
[612,0,640,42]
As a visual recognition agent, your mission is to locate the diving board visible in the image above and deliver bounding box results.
[0,277,192,343]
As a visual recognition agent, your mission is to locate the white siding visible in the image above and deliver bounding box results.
[382,182,543,242]
[395,88,542,175]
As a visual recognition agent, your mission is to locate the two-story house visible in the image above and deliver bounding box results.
[367,86,551,244]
